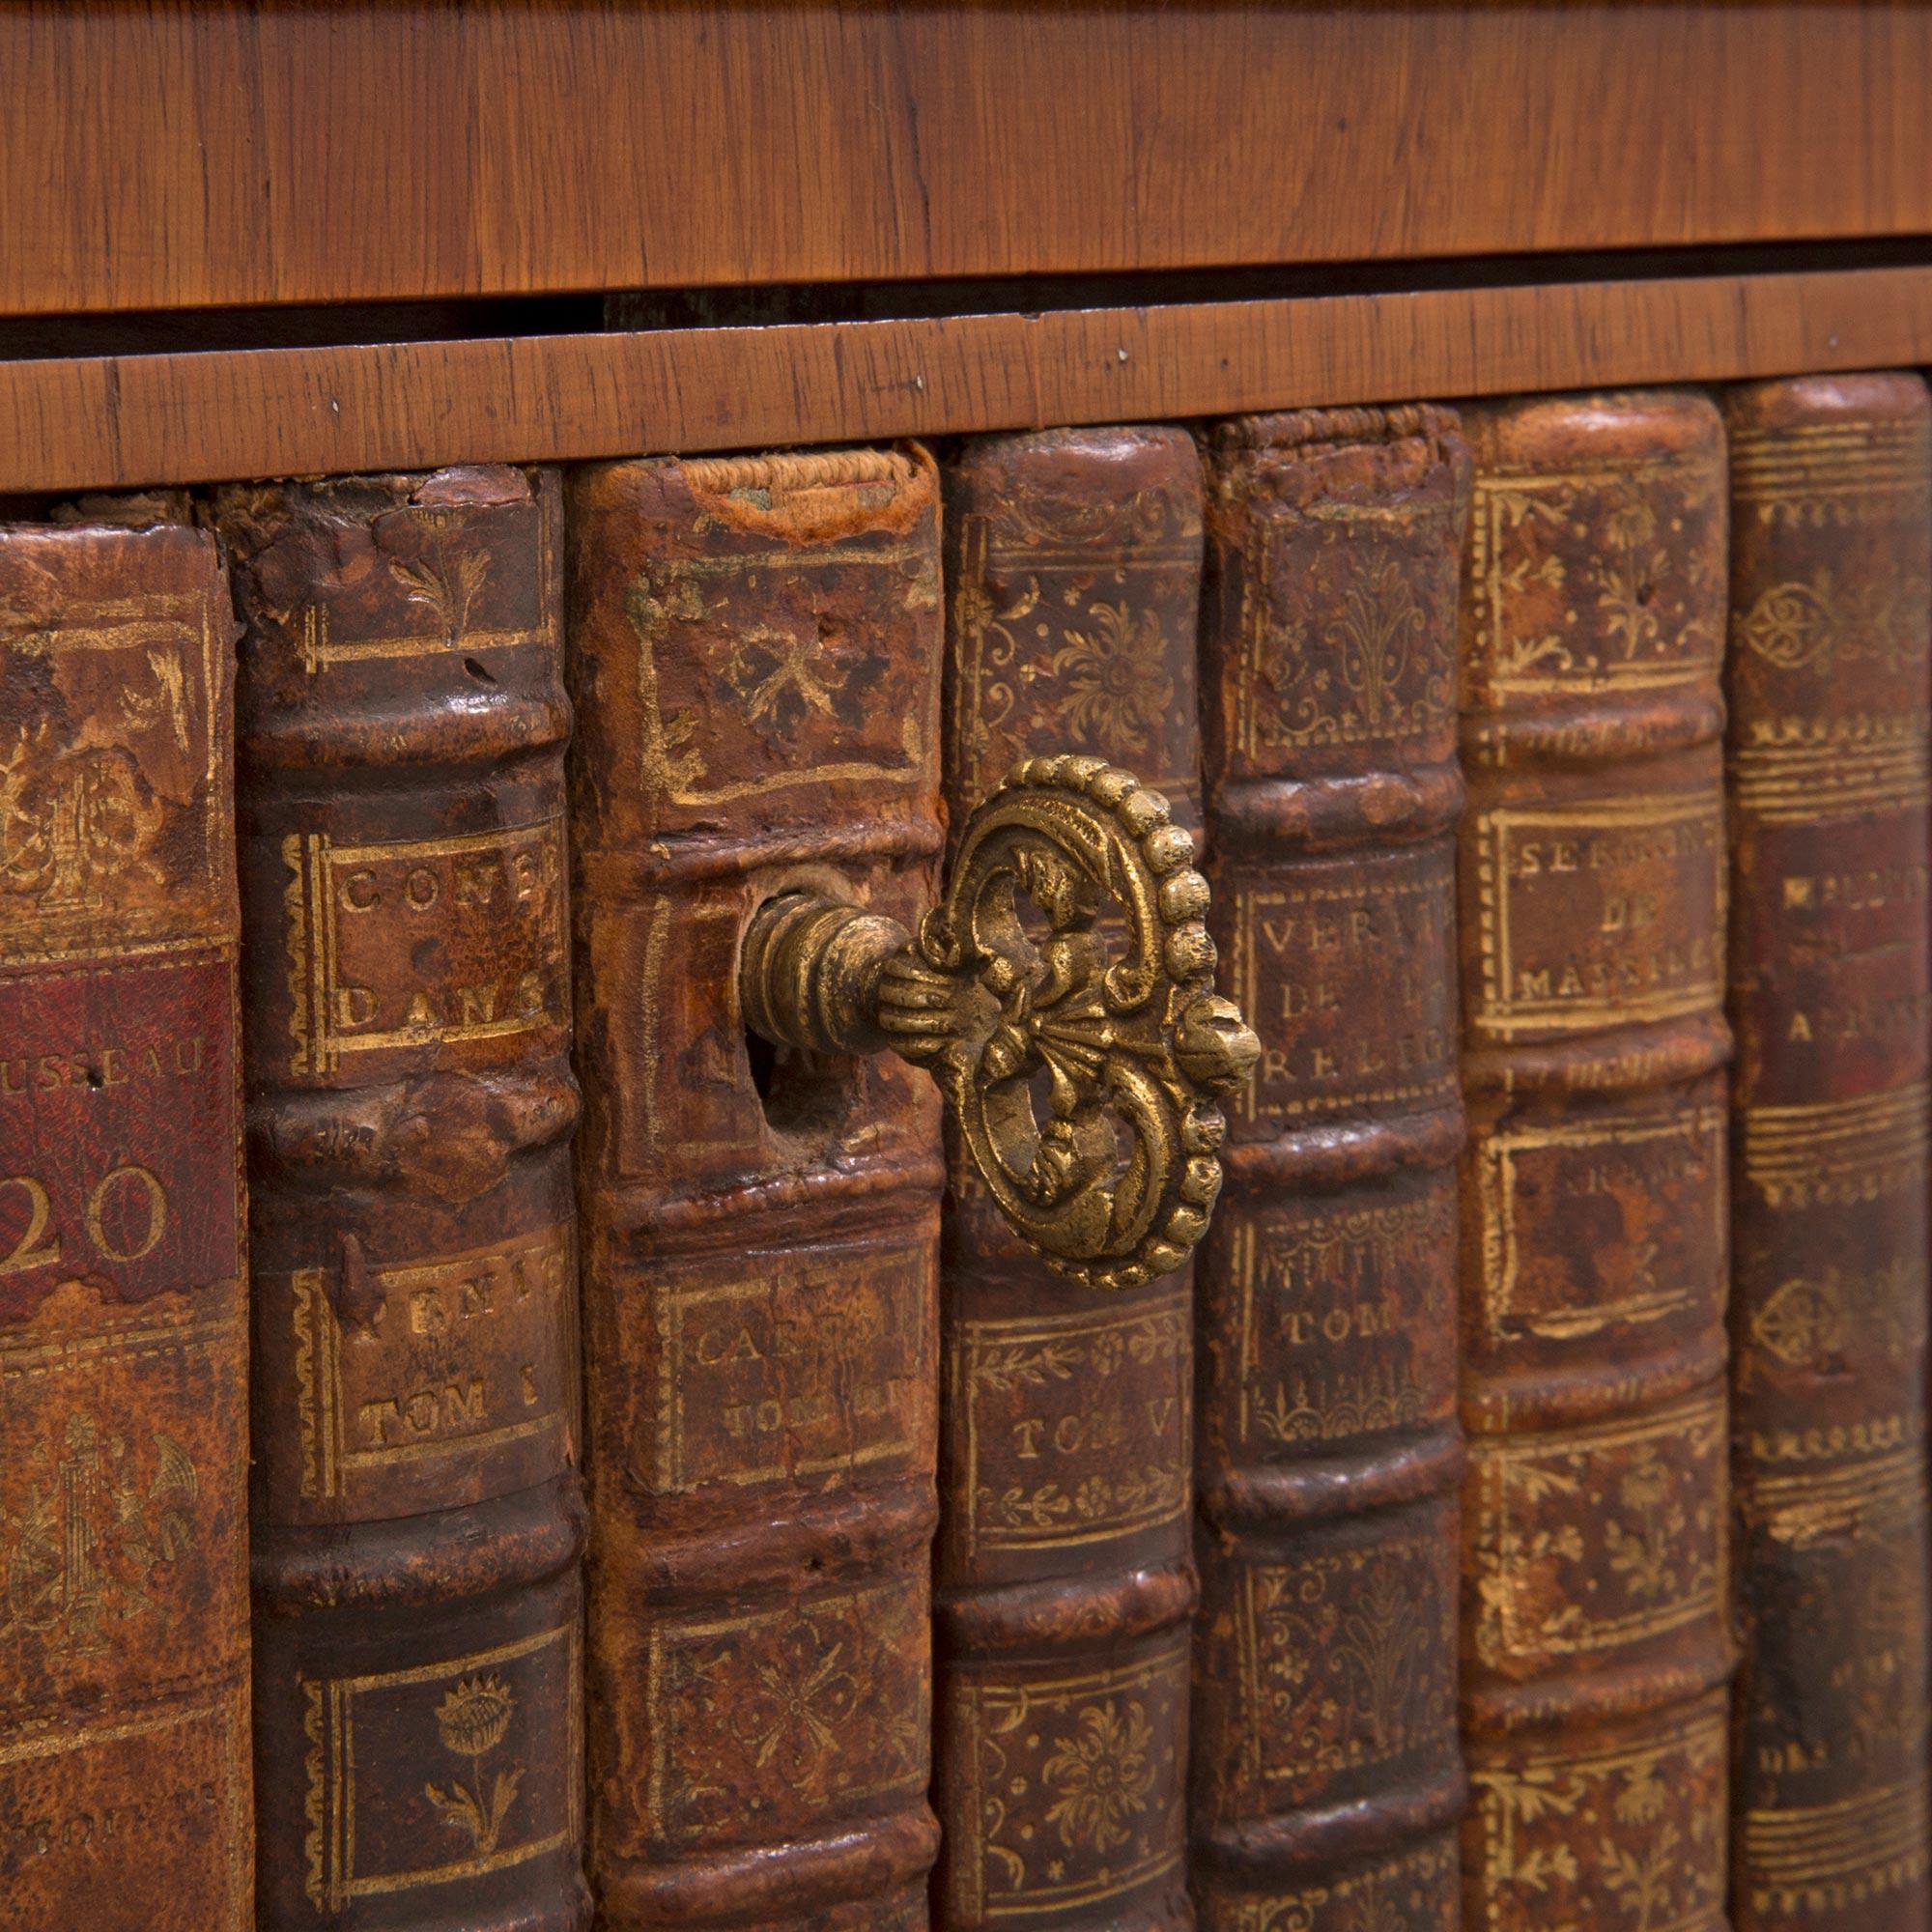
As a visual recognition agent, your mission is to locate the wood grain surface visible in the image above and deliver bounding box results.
[7,264,1932,494]
[6,1,1932,316]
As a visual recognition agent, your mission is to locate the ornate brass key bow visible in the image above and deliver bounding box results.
[741,755,1260,1289]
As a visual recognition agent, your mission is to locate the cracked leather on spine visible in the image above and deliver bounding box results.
[0,503,251,1931]
[1455,391,1736,1932]
[568,445,945,1930]
[1191,407,1471,1931]
[1722,373,1932,1932]
[221,467,588,1932]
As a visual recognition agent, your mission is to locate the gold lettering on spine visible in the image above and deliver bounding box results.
[1474,793,1724,1036]
[655,1246,932,1492]
[281,821,567,1073]
[1477,1106,1725,1343]
[289,1227,570,1501]
[0,1174,59,1274]
[1230,1200,1449,1446]
[1231,865,1458,1123]
[957,1292,1189,1557]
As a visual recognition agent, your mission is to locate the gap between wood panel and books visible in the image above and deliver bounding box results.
[6,241,1932,493]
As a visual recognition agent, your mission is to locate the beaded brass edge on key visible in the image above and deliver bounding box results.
[740,754,1261,1288]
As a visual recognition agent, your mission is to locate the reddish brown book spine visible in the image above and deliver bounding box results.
[1191,407,1469,1931]
[0,505,251,1930]
[219,468,587,1931]
[568,446,945,1930]
[1723,375,1932,1927]
[1456,392,1735,1932]
[935,426,1204,1932]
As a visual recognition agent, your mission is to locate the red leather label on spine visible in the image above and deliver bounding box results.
[0,954,236,1314]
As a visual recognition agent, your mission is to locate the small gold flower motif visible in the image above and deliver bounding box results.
[1073,1475,1113,1520]
[1618,1452,1671,1516]
[436,1675,515,1757]
[1605,496,1658,551]
[1045,603,1175,755]
[426,1674,523,1858]
[1040,1698,1157,1853]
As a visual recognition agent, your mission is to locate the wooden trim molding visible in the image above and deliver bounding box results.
[8,265,1932,494]
[7,1,1932,315]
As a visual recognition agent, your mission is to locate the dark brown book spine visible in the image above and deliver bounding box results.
[0,507,250,1930]
[219,468,587,1931]
[1723,375,1932,1927]
[1190,407,1469,1931]
[568,446,945,1930]
[935,427,1204,1932]
[1456,392,1735,1932]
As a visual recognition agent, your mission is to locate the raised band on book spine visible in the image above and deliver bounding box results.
[568,446,945,1930]
[1191,406,1470,1931]
[1456,390,1736,1932]
[1723,373,1932,1931]
[0,501,252,1931]
[221,468,588,1932]
[935,426,1205,1932]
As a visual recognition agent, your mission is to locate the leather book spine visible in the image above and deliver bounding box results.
[935,426,1205,1932]
[1456,392,1735,1932]
[0,506,251,1929]
[1191,407,1470,1931]
[218,468,587,1931]
[567,446,945,1930]
[1722,375,1932,1928]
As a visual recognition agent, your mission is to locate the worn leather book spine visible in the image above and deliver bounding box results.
[1190,407,1470,1932]
[934,427,1204,1932]
[1457,391,1735,1932]
[1722,375,1932,1929]
[218,468,587,1932]
[568,446,945,1930]
[0,505,250,1929]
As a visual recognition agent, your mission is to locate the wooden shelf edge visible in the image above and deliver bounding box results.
[10,4,1932,315]
[9,265,1932,494]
